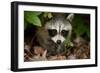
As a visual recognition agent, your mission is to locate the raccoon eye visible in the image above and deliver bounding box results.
[61,30,69,37]
[48,29,57,37]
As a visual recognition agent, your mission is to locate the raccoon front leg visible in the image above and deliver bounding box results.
[36,27,57,56]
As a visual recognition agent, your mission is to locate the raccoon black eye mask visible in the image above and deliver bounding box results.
[61,30,69,37]
[48,29,69,38]
[48,29,57,37]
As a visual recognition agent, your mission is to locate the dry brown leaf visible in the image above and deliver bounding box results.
[57,55,66,60]
[33,46,45,55]
[30,50,47,61]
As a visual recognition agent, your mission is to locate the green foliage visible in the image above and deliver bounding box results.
[73,15,90,38]
[43,12,53,19]
[24,11,42,27]
[64,36,73,49]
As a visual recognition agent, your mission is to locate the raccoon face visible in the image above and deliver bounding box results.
[45,13,74,54]
[47,24,71,45]
[45,13,74,45]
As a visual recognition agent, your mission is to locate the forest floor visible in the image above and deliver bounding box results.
[24,37,90,62]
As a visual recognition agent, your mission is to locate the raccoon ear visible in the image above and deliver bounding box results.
[66,13,74,22]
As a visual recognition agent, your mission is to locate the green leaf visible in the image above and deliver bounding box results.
[25,11,41,16]
[48,13,53,19]
[43,12,53,19]
[24,11,42,27]
[43,12,48,18]
[33,12,41,16]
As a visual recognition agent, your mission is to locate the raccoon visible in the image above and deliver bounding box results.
[36,13,74,56]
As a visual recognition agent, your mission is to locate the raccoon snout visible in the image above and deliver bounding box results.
[56,40,61,44]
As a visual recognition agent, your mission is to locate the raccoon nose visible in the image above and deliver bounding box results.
[57,40,61,44]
